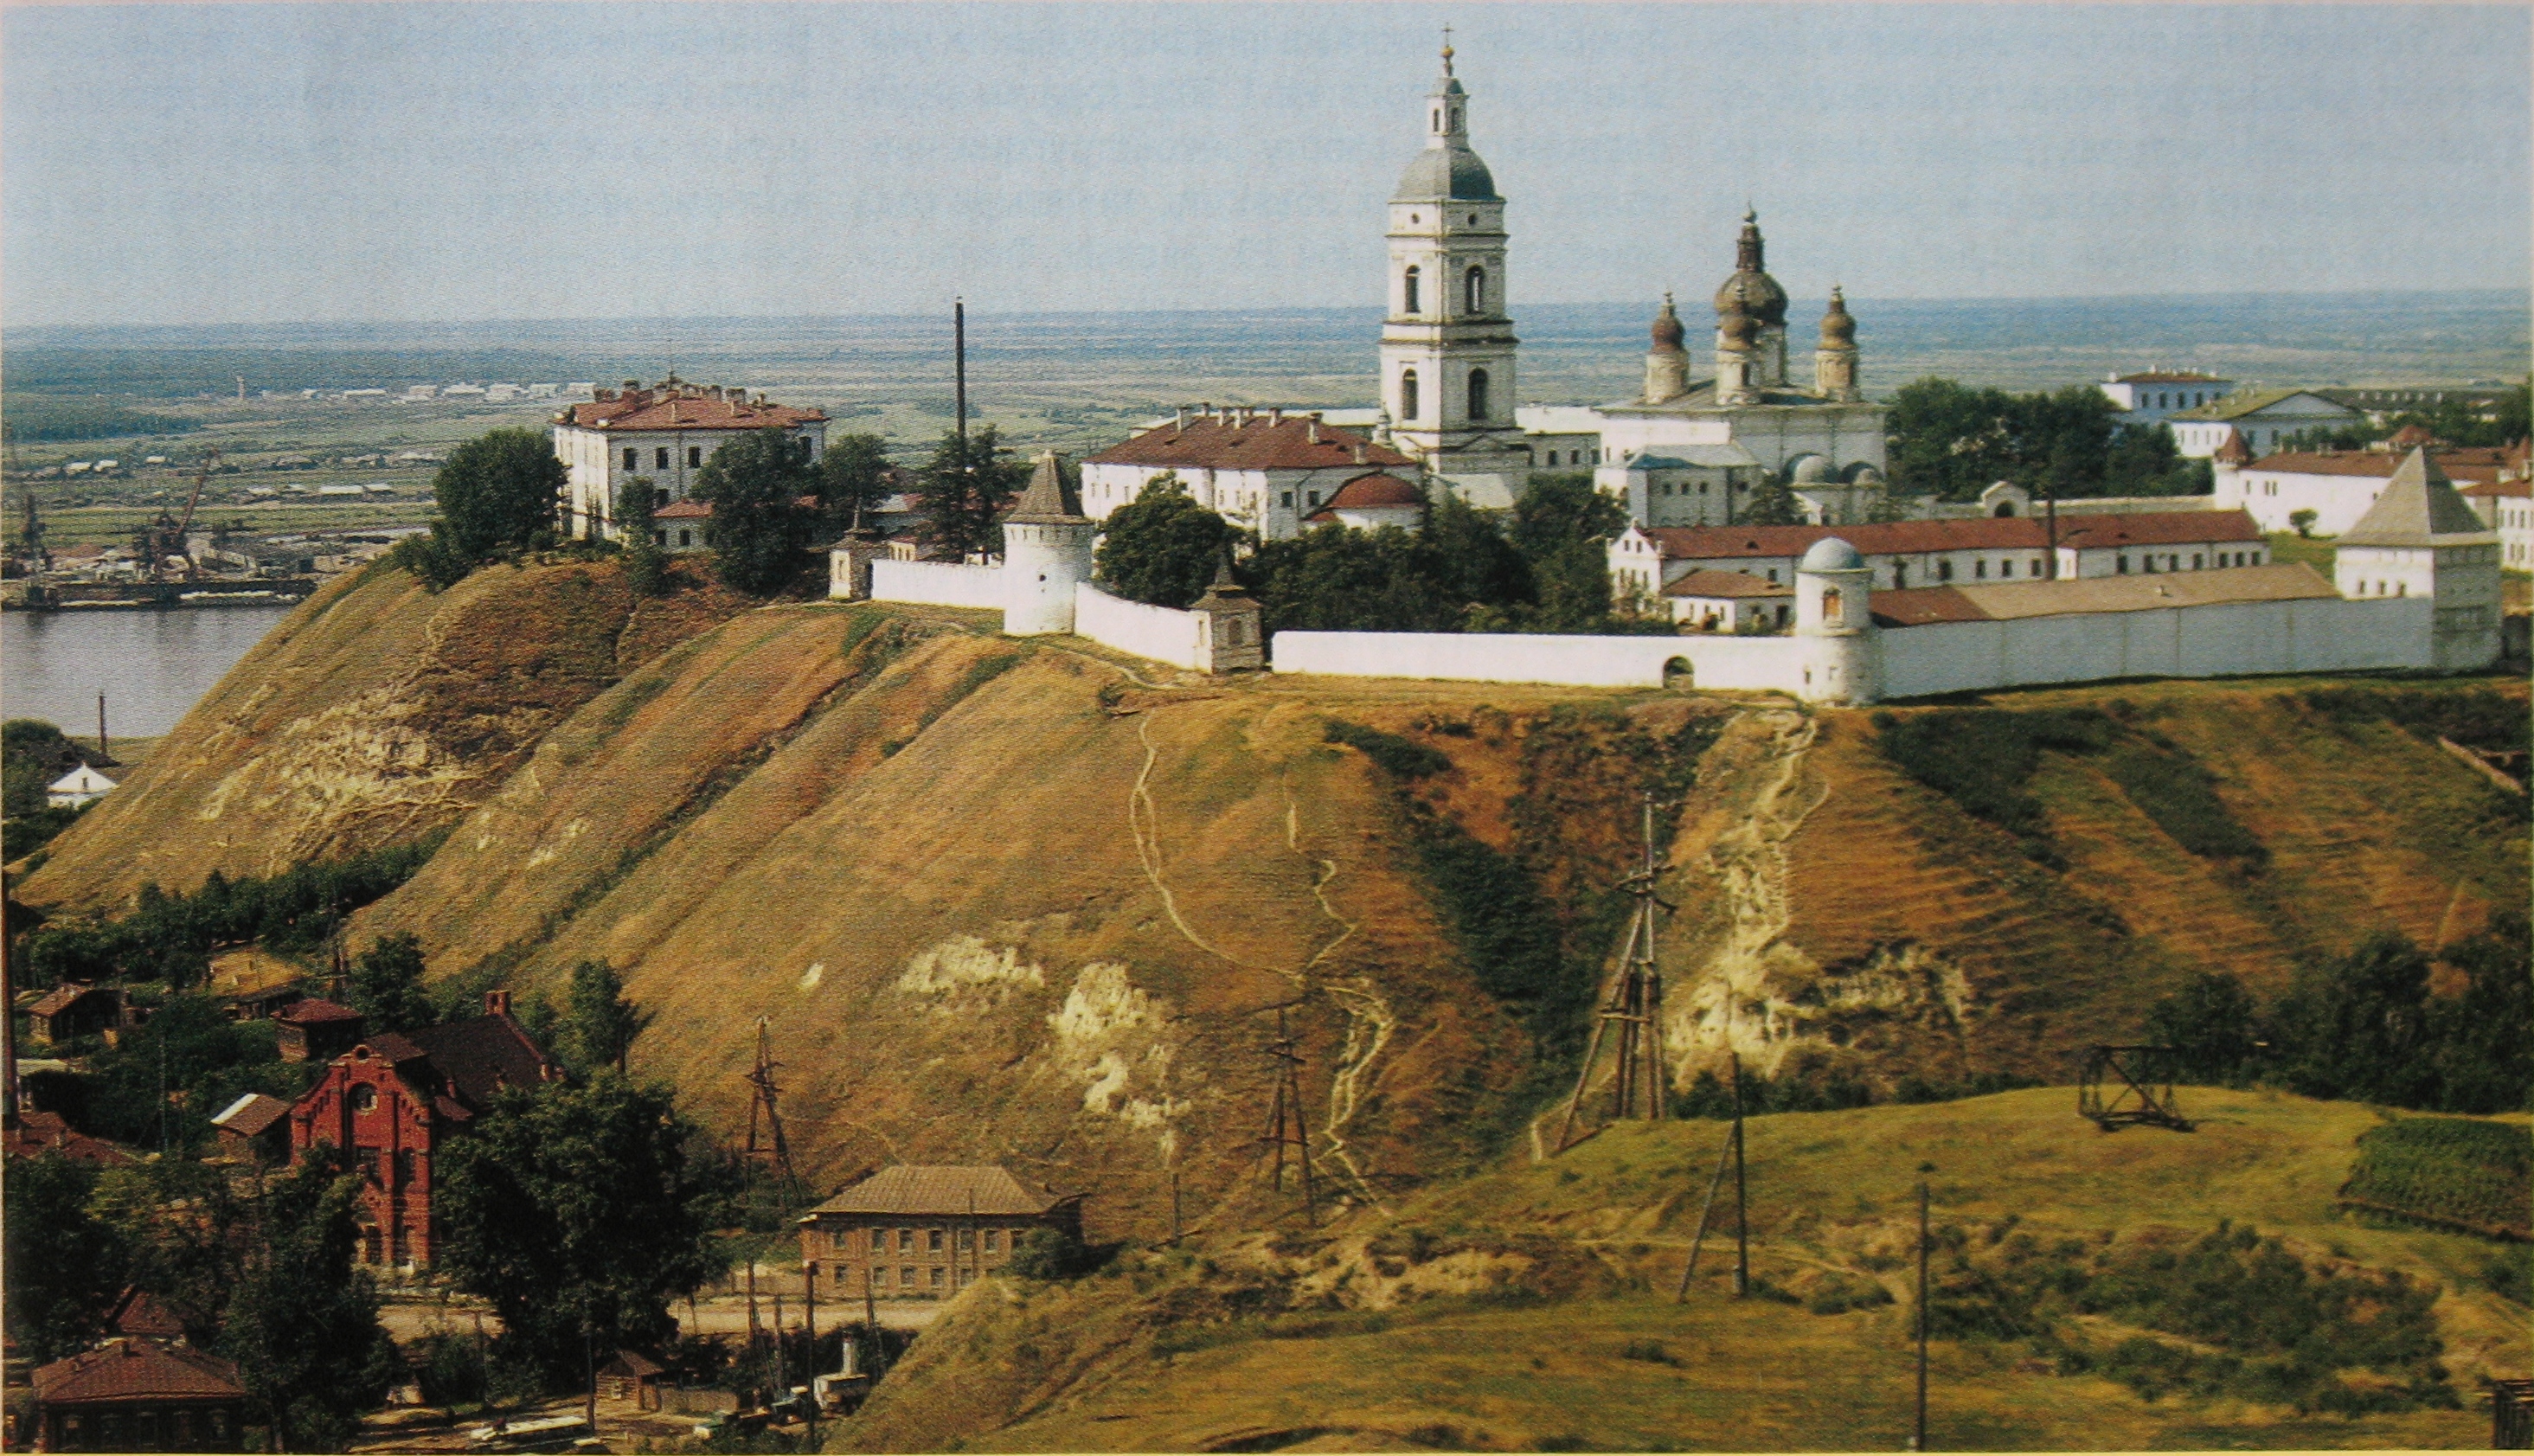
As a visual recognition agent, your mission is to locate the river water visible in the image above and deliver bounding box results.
[1,604,296,739]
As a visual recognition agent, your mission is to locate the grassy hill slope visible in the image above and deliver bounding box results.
[837,1090,2528,1453]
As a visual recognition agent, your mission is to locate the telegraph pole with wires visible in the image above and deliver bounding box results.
[1913,1161,1934,1451]
[743,1017,799,1190]
[1731,1051,1749,1297]
[1260,1007,1318,1225]
[1555,794,1678,1151]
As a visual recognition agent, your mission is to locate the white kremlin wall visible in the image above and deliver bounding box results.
[1872,597,2434,699]
[1071,583,1213,672]
[865,559,1004,610]
[1272,631,1810,694]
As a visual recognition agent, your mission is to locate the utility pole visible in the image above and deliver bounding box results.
[96,694,109,762]
[1730,1052,1748,1298]
[1556,795,1677,1149]
[803,1263,819,1449]
[1914,1162,1934,1452]
[1261,1006,1318,1225]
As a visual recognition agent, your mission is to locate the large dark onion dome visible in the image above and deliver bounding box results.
[1650,292,1686,351]
[1713,208,1789,327]
[1819,285,1857,348]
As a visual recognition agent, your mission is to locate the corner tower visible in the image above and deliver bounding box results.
[1378,40,1531,508]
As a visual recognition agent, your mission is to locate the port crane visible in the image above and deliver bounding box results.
[134,450,217,580]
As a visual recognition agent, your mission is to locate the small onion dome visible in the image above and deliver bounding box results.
[1718,305,1760,351]
[1650,292,1686,352]
[1789,454,1837,485]
[1819,286,1857,348]
[1799,536,1866,573]
[1847,463,1886,485]
[1714,209,1789,327]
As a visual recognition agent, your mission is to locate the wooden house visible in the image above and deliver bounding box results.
[796,1164,1082,1301]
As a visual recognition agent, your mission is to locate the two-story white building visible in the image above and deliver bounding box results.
[2098,370,2234,427]
[2169,388,2366,459]
[1609,510,2268,617]
[551,379,827,542]
[1081,407,1420,541]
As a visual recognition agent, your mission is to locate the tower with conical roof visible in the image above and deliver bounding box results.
[1002,451,1094,636]
[1813,287,1860,401]
[1378,38,1531,508]
[2332,446,2502,670]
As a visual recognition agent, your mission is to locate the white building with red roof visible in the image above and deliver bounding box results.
[2215,442,2517,536]
[1081,406,1419,541]
[1607,509,2268,605]
[1305,471,1427,531]
[551,378,825,542]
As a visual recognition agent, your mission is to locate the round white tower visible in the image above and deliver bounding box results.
[1794,536,1878,704]
[1002,452,1094,637]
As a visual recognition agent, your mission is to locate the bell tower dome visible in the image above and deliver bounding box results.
[1378,35,1526,504]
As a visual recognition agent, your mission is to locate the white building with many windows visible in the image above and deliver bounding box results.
[551,379,825,542]
[2215,440,2518,536]
[1081,407,1420,542]
[2169,388,2365,459]
[2099,370,2234,427]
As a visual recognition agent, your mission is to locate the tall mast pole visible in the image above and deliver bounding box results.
[1915,1163,1933,1450]
[954,298,968,450]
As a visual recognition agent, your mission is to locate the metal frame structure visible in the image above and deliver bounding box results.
[1259,1006,1318,1224]
[2076,1044,2194,1132]
[1556,795,1676,1151]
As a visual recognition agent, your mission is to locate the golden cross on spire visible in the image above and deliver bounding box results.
[1440,23,1455,73]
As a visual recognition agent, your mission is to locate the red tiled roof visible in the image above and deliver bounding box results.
[1661,568,1790,600]
[402,1013,557,1112]
[277,997,362,1025]
[4,1111,138,1167]
[1307,471,1426,520]
[2460,478,2531,499]
[1871,562,2338,626]
[654,499,713,520]
[107,1286,189,1342]
[1867,586,1986,625]
[1638,510,2260,561]
[33,1340,244,1406]
[29,983,112,1019]
[211,1092,293,1138]
[804,1164,1075,1219]
[559,386,824,433]
[1087,415,1415,472]
[2245,450,2505,485]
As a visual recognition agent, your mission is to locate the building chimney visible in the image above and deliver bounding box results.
[484,990,512,1017]
[1308,418,1320,444]
[1352,443,1366,464]
[1175,407,1188,431]
[1268,407,1284,425]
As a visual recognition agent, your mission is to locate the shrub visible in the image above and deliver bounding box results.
[1872,709,2114,853]
[1010,1227,1096,1281]
[2101,745,2266,863]
[2339,1117,2531,1239]
[1324,720,1452,779]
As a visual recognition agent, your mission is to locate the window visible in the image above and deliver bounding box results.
[1937,561,1953,582]
[351,1085,377,1113]
[624,447,638,471]
[1975,560,1988,580]
[1403,266,1421,315]
[655,447,670,470]
[2000,560,2013,579]
[1468,369,1490,422]
[396,1149,417,1185]
[1765,569,1779,584]
[873,1266,889,1287]
[927,1228,945,1253]
[957,1228,974,1251]
[2030,558,2043,576]
[1401,369,1420,423]
[688,446,702,468]
[677,529,692,548]
[1820,587,1843,623]
[984,1229,1000,1254]
[928,1267,946,1288]
[899,1228,914,1252]
[1281,491,1293,508]
[1465,266,1485,315]
[1306,491,1321,508]
[2117,555,2130,574]
[901,1266,916,1286]
[2191,554,2203,569]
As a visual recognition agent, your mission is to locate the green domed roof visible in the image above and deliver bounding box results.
[1395,144,1499,202]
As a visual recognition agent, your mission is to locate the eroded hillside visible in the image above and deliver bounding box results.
[17,567,2524,1233]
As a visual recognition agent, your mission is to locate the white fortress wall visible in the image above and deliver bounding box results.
[1072,583,1207,670]
[1876,597,2435,699]
[868,559,1006,610]
[1270,631,1809,694]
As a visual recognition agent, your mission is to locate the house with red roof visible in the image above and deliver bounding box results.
[1081,406,1418,542]
[285,991,559,1267]
[551,378,826,543]
[1304,471,1427,532]
[29,1338,246,1453]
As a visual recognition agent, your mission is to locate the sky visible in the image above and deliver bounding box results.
[3,3,2527,329]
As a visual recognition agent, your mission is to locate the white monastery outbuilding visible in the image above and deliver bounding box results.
[552,379,826,542]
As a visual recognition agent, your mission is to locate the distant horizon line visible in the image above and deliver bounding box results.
[10,287,2530,342]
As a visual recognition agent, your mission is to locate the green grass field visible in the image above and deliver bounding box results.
[841,1088,2528,1452]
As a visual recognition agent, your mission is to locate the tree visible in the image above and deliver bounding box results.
[613,474,659,543]
[348,932,434,1036]
[1428,490,1534,613]
[915,425,1028,562]
[433,427,565,560]
[2427,909,2531,1113]
[2272,932,2439,1107]
[3,1153,127,1362]
[2288,509,2319,538]
[621,527,670,598]
[816,433,895,531]
[1740,471,1807,526]
[560,959,652,1076]
[382,529,472,592]
[433,1074,734,1384]
[219,1158,401,1453]
[693,427,816,596]
[1094,474,1236,608]
[2144,970,2262,1086]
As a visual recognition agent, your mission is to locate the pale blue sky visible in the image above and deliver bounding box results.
[4,3,2526,328]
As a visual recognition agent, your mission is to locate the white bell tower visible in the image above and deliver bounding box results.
[1378,38,1531,508]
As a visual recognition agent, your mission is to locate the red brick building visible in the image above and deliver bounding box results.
[285,991,557,1267]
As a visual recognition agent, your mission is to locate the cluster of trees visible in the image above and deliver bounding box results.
[384,428,570,589]
[1886,379,2210,503]
[2146,911,2531,1114]
[1094,472,1662,637]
